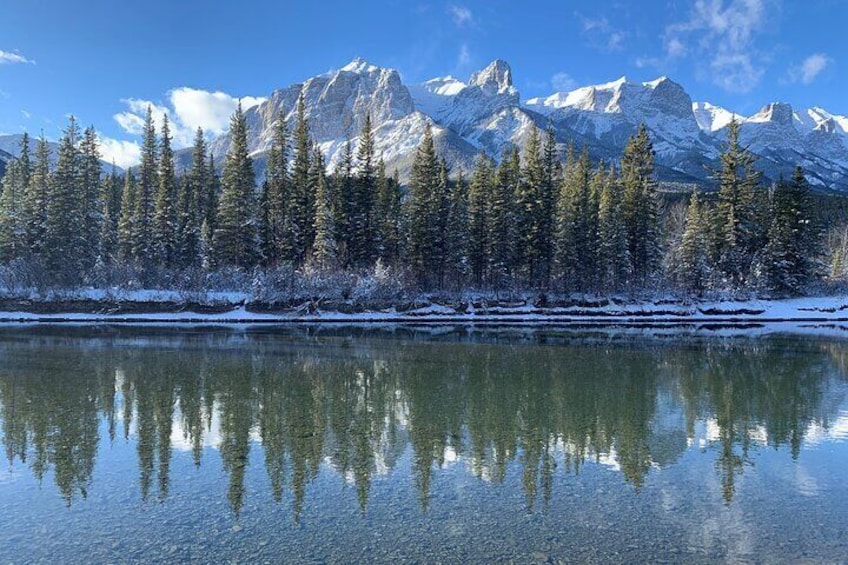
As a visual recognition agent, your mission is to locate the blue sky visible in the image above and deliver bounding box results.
[0,0,844,166]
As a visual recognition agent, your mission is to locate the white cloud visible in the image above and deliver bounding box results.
[98,136,142,169]
[448,5,474,27]
[0,50,35,65]
[21,110,30,120]
[551,72,576,92]
[788,53,831,85]
[113,88,266,149]
[658,0,773,93]
[576,14,626,51]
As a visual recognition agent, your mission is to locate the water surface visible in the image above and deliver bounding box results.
[1,326,847,563]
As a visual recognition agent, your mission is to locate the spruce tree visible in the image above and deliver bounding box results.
[333,140,354,266]
[44,116,84,278]
[762,167,820,295]
[213,102,260,269]
[0,134,31,261]
[406,123,440,284]
[716,119,765,288]
[374,162,402,266]
[79,127,103,271]
[431,158,451,285]
[23,135,49,256]
[133,106,157,265]
[118,170,138,262]
[262,112,290,265]
[99,164,122,265]
[620,124,660,287]
[467,153,493,285]
[310,147,337,269]
[350,114,376,266]
[597,165,629,291]
[515,126,543,284]
[446,168,469,285]
[153,115,178,268]
[290,94,313,265]
[677,190,710,294]
[488,148,520,288]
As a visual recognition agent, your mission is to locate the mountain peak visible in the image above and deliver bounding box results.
[469,59,513,93]
[340,57,382,74]
[749,102,795,125]
[644,76,670,88]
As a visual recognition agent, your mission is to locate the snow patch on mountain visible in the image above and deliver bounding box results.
[692,102,744,132]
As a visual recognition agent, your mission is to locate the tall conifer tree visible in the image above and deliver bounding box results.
[213,102,259,269]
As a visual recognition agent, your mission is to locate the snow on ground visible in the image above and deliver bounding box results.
[2,294,848,330]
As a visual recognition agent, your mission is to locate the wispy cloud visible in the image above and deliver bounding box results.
[787,53,831,85]
[114,88,266,149]
[453,43,474,75]
[551,72,576,92]
[576,14,626,52]
[0,50,35,65]
[447,4,474,27]
[21,110,30,120]
[649,0,774,93]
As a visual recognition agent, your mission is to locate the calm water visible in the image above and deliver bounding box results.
[1,326,847,563]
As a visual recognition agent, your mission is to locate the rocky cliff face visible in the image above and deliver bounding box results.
[1,57,834,192]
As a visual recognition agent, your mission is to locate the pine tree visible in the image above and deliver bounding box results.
[539,124,559,285]
[213,102,260,269]
[261,112,290,266]
[310,147,337,269]
[374,162,402,266]
[290,94,313,265]
[762,167,820,295]
[99,164,122,265]
[488,147,520,288]
[431,158,452,285]
[621,124,660,287]
[677,190,710,294]
[23,135,49,256]
[153,115,178,268]
[133,106,158,266]
[118,170,138,262]
[518,125,552,285]
[333,140,354,266]
[446,168,469,285]
[44,116,84,278]
[79,127,103,271]
[405,123,440,283]
[0,134,31,261]
[467,153,493,285]
[597,165,629,291]
[716,119,765,288]
[201,151,219,237]
[351,114,376,266]
[554,148,597,290]
[174,130,205,268]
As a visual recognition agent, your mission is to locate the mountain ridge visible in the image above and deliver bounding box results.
[199,57,848,191]
[4,58,848,192]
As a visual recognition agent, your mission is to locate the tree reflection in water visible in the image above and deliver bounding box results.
[0,329,845,516]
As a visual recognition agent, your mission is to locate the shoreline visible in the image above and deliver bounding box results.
[2,294,848,326]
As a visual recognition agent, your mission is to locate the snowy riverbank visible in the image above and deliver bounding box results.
[3,292,848,326]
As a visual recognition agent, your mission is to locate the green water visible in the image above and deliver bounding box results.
[0,326,847,563]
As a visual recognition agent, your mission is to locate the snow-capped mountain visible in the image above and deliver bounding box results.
[525,75,718,182]
[201,57,477,180]
[195,57,848,191]
[5,57,847,192]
